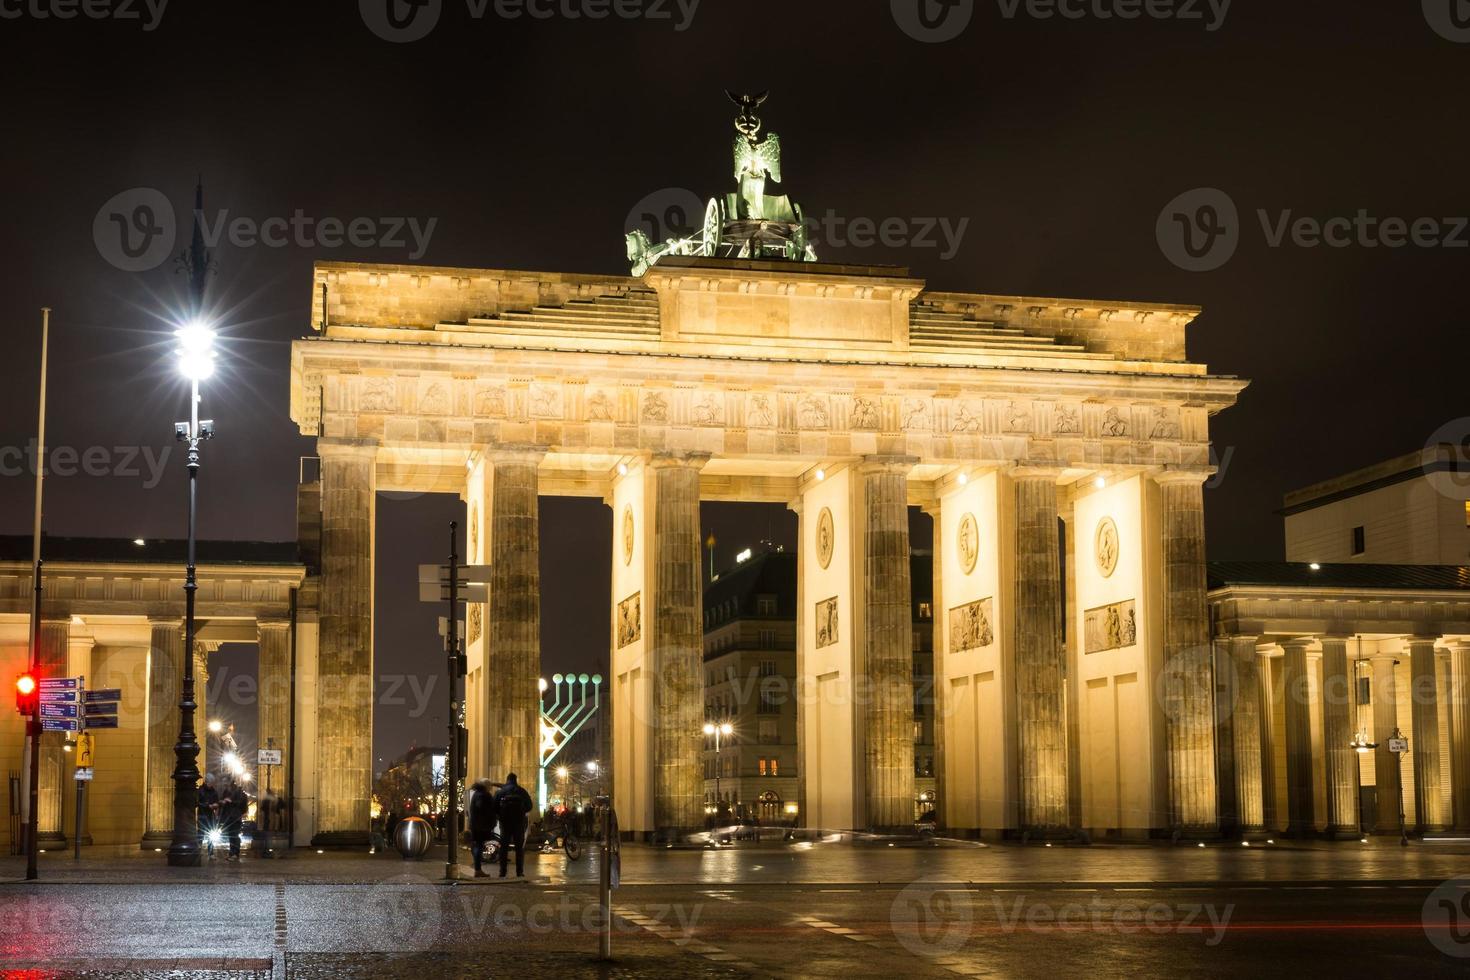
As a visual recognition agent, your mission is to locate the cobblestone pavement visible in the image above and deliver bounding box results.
[2,841,1469,977]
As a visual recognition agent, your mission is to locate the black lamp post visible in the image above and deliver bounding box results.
[167,321,216,867]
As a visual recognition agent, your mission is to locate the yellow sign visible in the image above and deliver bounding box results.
[76,732,96,769]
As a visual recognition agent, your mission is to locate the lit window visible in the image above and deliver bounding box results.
[918,602,933,620]
[770,759,778,777]
[758,758,767,776]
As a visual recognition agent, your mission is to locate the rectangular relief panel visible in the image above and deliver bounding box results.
[1083,599,1137,655]
[948,598,995,653]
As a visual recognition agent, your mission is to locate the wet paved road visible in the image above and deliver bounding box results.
[3,842,1470,977]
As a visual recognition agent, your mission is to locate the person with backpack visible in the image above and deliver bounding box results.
[493,772,534,878]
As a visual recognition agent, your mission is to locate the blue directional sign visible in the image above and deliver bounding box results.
[41,702,78,718]
[82,715,119,730]
[83,703,119,718]
[40,689,77,703]
[84,689,122,703]
[39,677,78,690]
[42,718,80,733]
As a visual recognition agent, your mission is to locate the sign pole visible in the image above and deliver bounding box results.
[24,307,50,882]
[445,521,460,881]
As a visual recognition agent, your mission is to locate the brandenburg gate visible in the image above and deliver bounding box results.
[289,99,1245,841]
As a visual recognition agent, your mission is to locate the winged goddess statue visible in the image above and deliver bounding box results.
[625,92,817,275]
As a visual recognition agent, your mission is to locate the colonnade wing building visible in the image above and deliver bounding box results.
[289,254,1246,840]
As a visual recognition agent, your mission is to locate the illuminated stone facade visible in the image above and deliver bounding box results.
[291,253,1245,839]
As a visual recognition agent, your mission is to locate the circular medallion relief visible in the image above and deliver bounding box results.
[1095,517,1120,578]
[816,507,835,569]
[957,513,979,575]
[622,505,635,565]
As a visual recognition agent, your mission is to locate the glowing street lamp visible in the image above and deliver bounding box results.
[703,722,734,816]
[167,318,217,868]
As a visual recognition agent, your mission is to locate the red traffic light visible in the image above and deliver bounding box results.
[15,673,38,714]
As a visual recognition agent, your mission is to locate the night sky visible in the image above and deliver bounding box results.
[3,2,1468,764]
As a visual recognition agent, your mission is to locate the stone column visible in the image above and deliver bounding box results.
[650,453,706,835]
[1281,637,1316,837]
[1012,469,1067,833]
[1158,472,1218,834]
[142,619,183,848]
[1370,653,1403,834]
[1257,650,1280,833]
[36,619,70,846]
[257,620,293,826]
[1319,635,1358,837]
[861,457,916,831]
[1408,637,1445,832]
[485,448,544,787]
[1213,638,1238,836]
[1228,636,1266,835]
[925,502,946,831]
[1450,641,1470,833]
[314,438,376,846]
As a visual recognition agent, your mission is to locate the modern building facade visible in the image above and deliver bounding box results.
[1284,445,1470,565]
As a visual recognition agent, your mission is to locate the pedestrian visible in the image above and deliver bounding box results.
[467,780,500,878]
[493,772,534,878]
[198,772,221,859]
[220,777,245,861]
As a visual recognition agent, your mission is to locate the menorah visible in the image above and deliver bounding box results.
[538,672,602,810]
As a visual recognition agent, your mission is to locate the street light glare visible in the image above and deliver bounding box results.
[175,320,217,381]
[176,320,216,354]
[703,723,715,735]
[720,723,733,736]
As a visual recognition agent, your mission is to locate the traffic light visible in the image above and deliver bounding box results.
[15,672,38,715]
